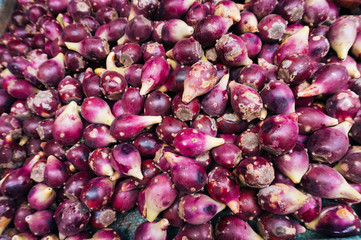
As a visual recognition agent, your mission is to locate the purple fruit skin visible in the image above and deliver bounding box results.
[90,208,117,229]
[101,70,127,101]
[27,183,55,210]
[326,90,361,122]
[336,151,361,184]
[201,76,228,117]
[260,80,295,114]
[236,11,258,34]
[179,193,225,225]
[140,57,170,95]
[64,171,94,199]
[80,176,115,211]
[134,133,163,159]
[172,92,201,122]
[303,0,329,26]
[26,210,55,236]
[294,192,322,223]
[112,179,140,212]
[111,143,143,179]
[307,124,349,164]
[54,199,91,237]
[14,203,34,232]
[277,54,314,85]
[259,44,280,63]
[258,113,299,156]
[238,64,266,91]
[88,147,113,177]
[133,219,169,240]
[236,188,262,221]
[296,107,338,134]
[165,153,207,194]
[185,3,210,27]
[83,124,116,149]
[211,143,242,169]
[306,204,361,237]
[308,35,330,61]
[66,144,91,171]
[258,14,287,43]
[191,114,217,137]
[144,91,171,117]
[234,156,275,188]
[275,0,304,23]
[161,196,184,228]
[174,222,213,240]
[240,33,262,58]
[170,38,203,66]
[216,215,261,240]
[236,130,261,157]
[142,42,166,62]
[156,116,188,145]
[121,87,145,115]
[44,156,70,188]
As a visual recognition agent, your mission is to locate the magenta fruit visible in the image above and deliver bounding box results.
[251,0,277,19]
[328,55,361,79]
[258,213,306,240]
[64,171,94,199]
[191,114,217,137]
[215,34,252,67]
[334,148,361,184]
[111,143,143,180]
[54,199,91,238]
[65,37,110,61]
[158,0,196,20]
[173,128,225,157]
[144,173,178,222]
[88,147,114,178]
[172,91,201,121]
[27,183,55,210]
[182,60,217,104]
[162,19,194,46]
[142,42,166,62]
[216,215,263,240]
[0,197,15,235]
[207,166,240,214]
[144,91,171,117]
[277,54,313,86]
[121,87,145,115]
[308,35,330,61]
[166,37,203,66]
[260,80,295,114]
[25,210,55,236]
[294,191,322,223]
[161,195,184,228]
[305,204,361,237]
[174,222,212,240]
[65,144,91,172]
[81,97,115,126]
[90,207,116,229]
[296,107,338,134]
[236,188,262,221]
[301,164,361,201]
[133,218,169,240]
[258,113,299,156]
[328,17,357,60]
[178,193,225,225]
[303,0,329,26]
[80,176,115,211]
[140,57,170,96]
[257,183,308,215]
[274,144,309,183]
[236,129,261,157]
[83,124,116,149]
[57,77,84,104]
[156,116,187,145]
[234,156,275,188]
[91,228,121,240]
[164,152,207,194]
[211,143,242,169]
[14,202,34,232]
[258,14,287,43]
[326,90,361,122]
[112,179,140,212]
[118,15,152,45]
[213,0,241,22]
[44,155,70,188]
[236,11,258,34]
[229,81,264,122]
[307,121,351,164]
[238,64,266,91]
[275,0,304,23]
[100,70,127,101]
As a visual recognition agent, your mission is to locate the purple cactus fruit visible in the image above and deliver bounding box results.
[215,34,252,67]
[257,183,308,215]
[65,37,110,61]
[303,0,329,26]
[178,193,225,225]
[201,73,229,117]
[236,188,262,221]
[83,124,116,149]
[88,147,114,177]
[216,215,263,240]
[90,207,117,229]
[44,155,70,188]
[352,31,361,60]
[258,44,279,64]
[274,144,309,184]
[144,173,178,222]
[258,213,306,240]
[52,101,83,146]
[166,38,203,66]
[134,219,169,240]
[121,87,145,115]
[207,166,240,214]
[275,0,304,23]
[0,197,15,235]
[139,57,170,96]
[174,222,213,240]
[195,16,233,48]
[258,113,299,156]
[80,176,115,211]
[25,210,55,236]
[117,15,152,45]
[334,148,361,184]
[294,191,322,223]
[277,54,313,86]
[156,116,187,145]
[182,60,217,104]
[100,70,128,101]
[296,107,338,134]
[213,0,241,22]
[172,91,201,121]
[191,114,217,137]
[258,14,287,43]
[111,143,143,180]
[307,121,351,164]
[229,81,264,122]
[144,91,171,117]
[64,171,94,199]
[12,232,37,240]
[328,17,357,60]
[112,179,140,212]
[260,80,295,114]
[326,90,361,122]
[54,199,91,238]
[301,164,361,201]
[81,97,115,126]
[14,202,34,232]
[161,194,184,228]
[237,64,266,91]
[27,183,55,210]
[173,128,225,157]
[251,0,277,18]
[211,143,242,168]
[274,26,309,65]
[164,152,207,194]
[234,156,275,188]
[142,42,166,62]
[1,152,42,198]
[27,90,61,118]
[308,35,330,61]
[162,19,194,46]
[110,114,162,141]
[305,204,361,237]
[57,77,84,104]
[65,144,91,172]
